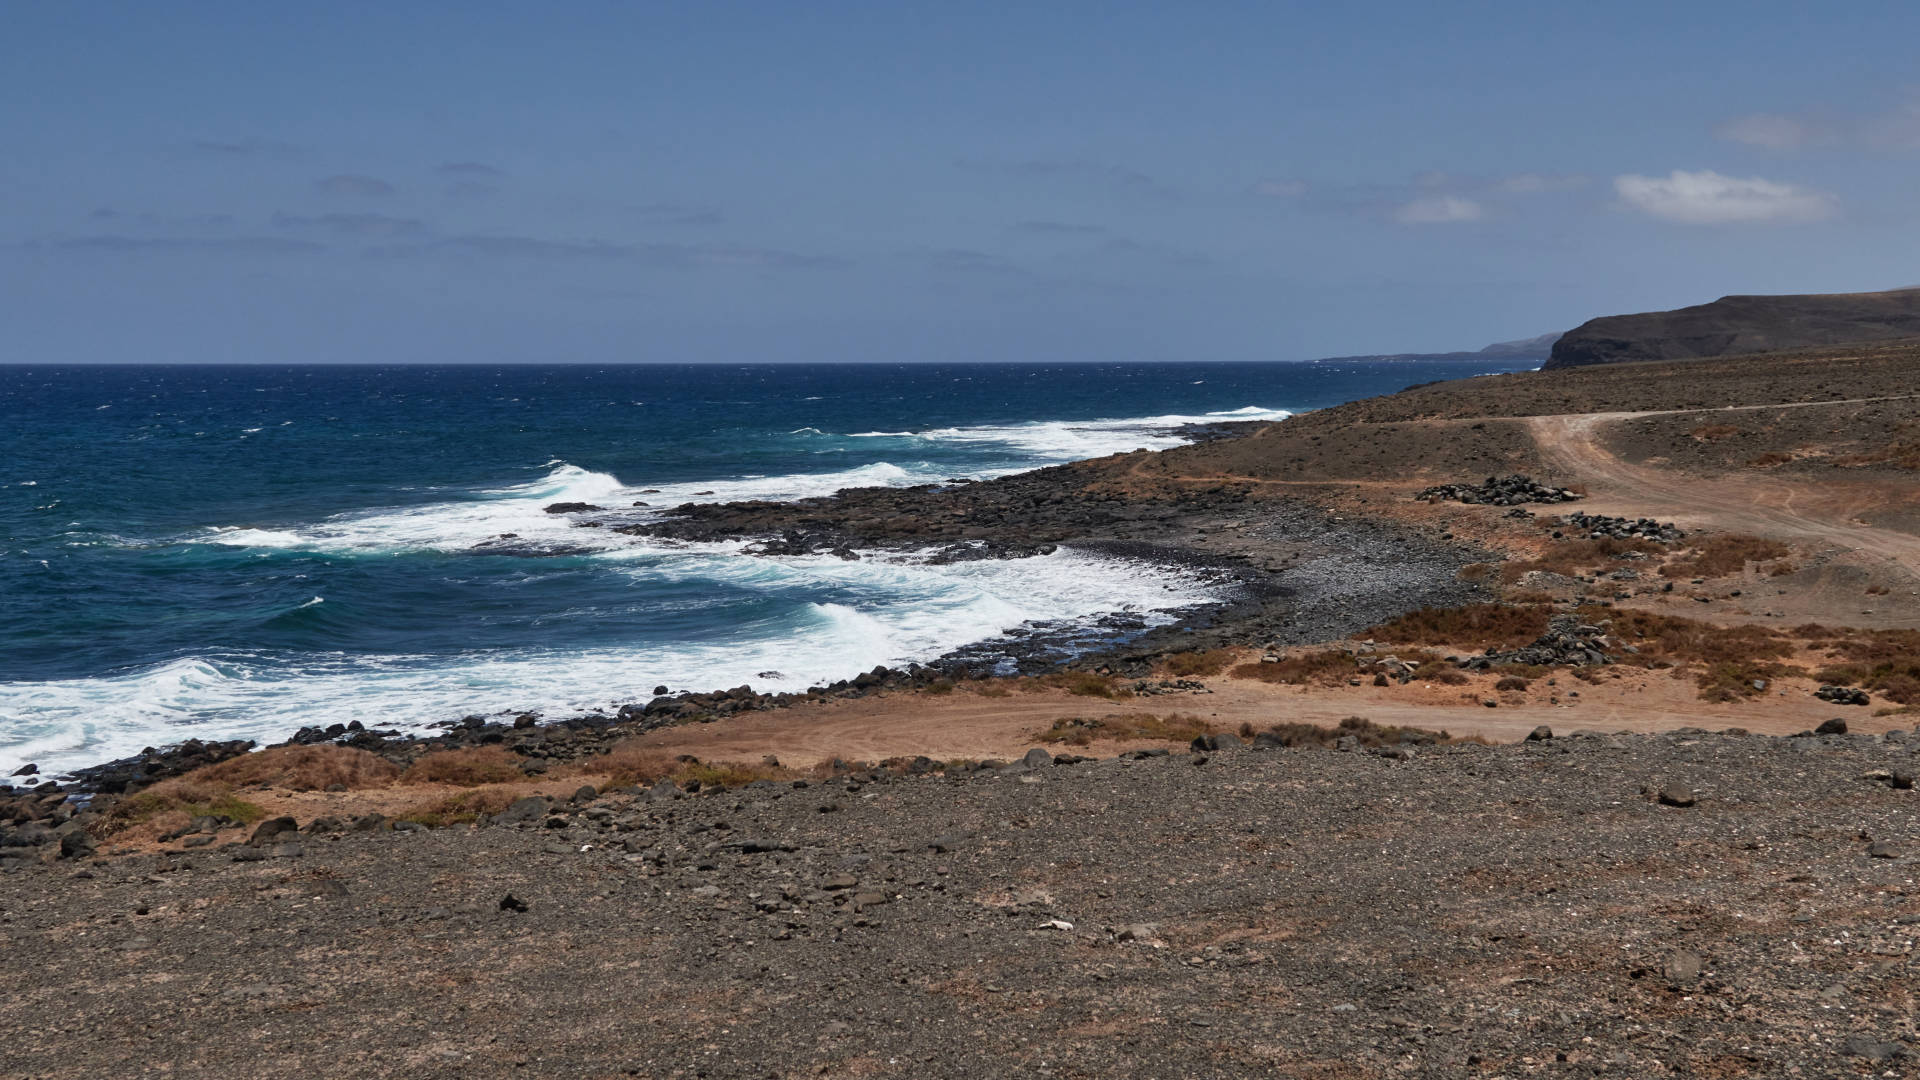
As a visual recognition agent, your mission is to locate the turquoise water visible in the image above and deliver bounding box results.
[0,360,1527,775]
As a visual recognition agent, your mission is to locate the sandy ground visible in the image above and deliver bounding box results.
[613,667,1903,768]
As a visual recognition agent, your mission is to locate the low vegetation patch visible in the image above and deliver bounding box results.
[1657,534,1792,579]
[396,786,525,827]
[1231,650,1359,687]
[1581,606,1805,701]
[1159,649,1236,678]
[1262,716,1458,748]
[1364,603,1551,650]
[192,745,400,792]
[1036,713,1214,746]
[1498,538,1662,584]
[1805,627,1920,705]
[401,747,528,786]
[104,779,267,834]
[575,744,795,789]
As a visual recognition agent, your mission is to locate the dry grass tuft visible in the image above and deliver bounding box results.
[193,745,400,792]
[1365,604,1551,650]
[1658,535,1792,579]
[1581,606,1804,701]
[1808,627,1920,705]
[1263,716,1458,748]
[568,743,796,789]
[396,786,526,827]
[1747,451,1795,468]
[1036,713,1215,746]
[104,779,267,834]
[1231,650,1358,687]
[1498,537,1662,584]
[1159,649,1237,678]
[401,747,527,787]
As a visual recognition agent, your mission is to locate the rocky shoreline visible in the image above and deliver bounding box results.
[12,426,1492,799]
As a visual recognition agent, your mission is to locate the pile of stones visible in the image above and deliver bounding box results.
[1555,512,1684,543]
[1816,685,1871,706]
[1458,614,1619,669]
[1418,474,1582,507]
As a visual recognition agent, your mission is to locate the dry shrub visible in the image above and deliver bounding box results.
[923,680,956,694]
[1658,535,1792,579]
[1690,424,1741,442]
[1747,452,1794,468]
[1036,713,1214,746]
[1365,603,1551,649]
[194,745,400,792]
[1494,676,1530,692]
[1030,670,1130,699]
[401,747,526,786]
[1499,538,1661,584]
[569,743,793,789]
[397,786,525,827]
[1262,715,1454,748]
[1232,650,1357,687]
[1811,628,1920,704]
[1160,649,1236,678]
[1584,606,1804,701]
[1456,563,1495,582]
[578,744,682,787]
[1766,561,1798,577]
[105,779,266,833]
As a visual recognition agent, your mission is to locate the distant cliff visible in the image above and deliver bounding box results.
[1311,332,1560,366]
[1545,287,1920,369]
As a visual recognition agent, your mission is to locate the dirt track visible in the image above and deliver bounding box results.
[1527,405,1920,582]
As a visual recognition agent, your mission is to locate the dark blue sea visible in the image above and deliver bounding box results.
[0,360,1528,775]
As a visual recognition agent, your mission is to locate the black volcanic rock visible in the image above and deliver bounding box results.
[1545,287,1920,369]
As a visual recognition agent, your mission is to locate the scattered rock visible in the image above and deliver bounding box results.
[1815,717,1849,736]
[1663,951,1702,986]
[248,817,298,846]
[1657,783,1696,808]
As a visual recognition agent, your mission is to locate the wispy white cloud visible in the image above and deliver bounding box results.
[1393,195,1482,224]
[273,212,425,237]
[34,235,325,255]
[369,234,844,270]
[316,174,396,197]
[1613,169,1835,224]
[1715,112,1820,151]
[1716,95,1920,151]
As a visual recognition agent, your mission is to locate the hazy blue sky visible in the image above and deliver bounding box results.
[5,2,1918,363]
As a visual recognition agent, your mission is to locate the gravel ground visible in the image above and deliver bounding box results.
[7,728,1920,1078]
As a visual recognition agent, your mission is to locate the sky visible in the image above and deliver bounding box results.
[3,1,1918,364]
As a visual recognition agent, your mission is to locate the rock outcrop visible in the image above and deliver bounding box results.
[1545,287,1920,369]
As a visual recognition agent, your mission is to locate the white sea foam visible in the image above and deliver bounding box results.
[0,548,1222,777]
[192,404,1291,557]
[847,406,1292,460]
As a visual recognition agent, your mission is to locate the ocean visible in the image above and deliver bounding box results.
[0,360,1529,776]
